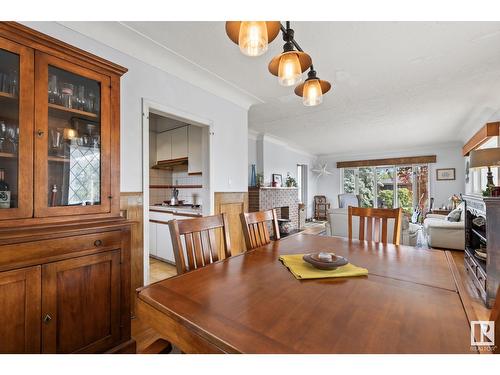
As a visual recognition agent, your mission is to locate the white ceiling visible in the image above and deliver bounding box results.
[60,21,500,155]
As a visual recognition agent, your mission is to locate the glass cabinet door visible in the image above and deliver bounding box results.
[0,37,33,220]
[34,52,111,217]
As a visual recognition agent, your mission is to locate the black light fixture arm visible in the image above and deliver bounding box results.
[280,21,315,71]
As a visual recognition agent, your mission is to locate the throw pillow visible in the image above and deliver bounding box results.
[446,208,462,222]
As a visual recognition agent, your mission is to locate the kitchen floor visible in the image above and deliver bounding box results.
[149,257,177,284]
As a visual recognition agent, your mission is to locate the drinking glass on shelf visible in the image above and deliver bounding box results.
[8,69,18,97]
[49,128,63,156]
[0,72,8,93]
[5,125,17,154]
[77,85,86,111]
[86,123,96,137]
[87,91,96,113]
[61,83,74,108]
[92,135,100,149]
[48,75,60,104]
[0,121,6,152]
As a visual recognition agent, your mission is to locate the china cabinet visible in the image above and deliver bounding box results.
[0,22,134,354]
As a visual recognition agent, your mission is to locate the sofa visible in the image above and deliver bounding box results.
[423,204,465,250]
[325,208,421,246]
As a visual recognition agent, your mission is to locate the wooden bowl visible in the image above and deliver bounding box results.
[303,252,348,270]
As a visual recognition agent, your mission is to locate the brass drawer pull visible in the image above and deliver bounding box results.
[43,314,52,324]
[94,239,103,247]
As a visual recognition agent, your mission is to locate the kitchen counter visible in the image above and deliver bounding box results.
[149,205,202,217]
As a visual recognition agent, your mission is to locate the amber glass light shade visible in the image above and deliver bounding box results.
[278,53,302,86]
[63,127,78,140]
[302,79,323,106]
[238,22,268,57]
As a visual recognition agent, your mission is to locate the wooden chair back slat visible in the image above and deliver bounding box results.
[168,213,232,274]
[359,217,365,241]
[374,218,380,242]
[381,217,388,243]
[192,231,204,267]
[347,206,402,245]
[240,209,280,250]
[366,217,373,242]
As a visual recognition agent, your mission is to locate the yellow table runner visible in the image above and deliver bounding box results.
[279,254,368,280]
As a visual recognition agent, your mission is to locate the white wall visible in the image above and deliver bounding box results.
[316,142,465,209]
[23,22,249,194]
[249,133,318,218]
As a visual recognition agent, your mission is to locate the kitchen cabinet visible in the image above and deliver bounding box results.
[150,211,175,263]
[149,221,157,256]
[170,126,188,160]
[156,222,174,262]
[149,210,199,264]
[156,131,172,161]
[188,125,202,175]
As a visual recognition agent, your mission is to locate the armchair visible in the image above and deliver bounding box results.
[423,204,465,250]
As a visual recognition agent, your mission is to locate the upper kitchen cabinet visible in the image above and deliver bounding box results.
[0,22,127,225]
[156,130,172,161]
[0,36,34,220]
[188,125,202,175]
[170,126,188,160]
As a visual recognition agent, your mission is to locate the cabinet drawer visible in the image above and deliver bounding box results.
[0,231,122,272]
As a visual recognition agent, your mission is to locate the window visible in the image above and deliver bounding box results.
[342,164,429,215]
[297,164,308,206]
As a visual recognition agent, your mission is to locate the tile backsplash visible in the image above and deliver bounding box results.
[149,165,203,206]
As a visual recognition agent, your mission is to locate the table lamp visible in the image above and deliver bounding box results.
[470,147,500,196]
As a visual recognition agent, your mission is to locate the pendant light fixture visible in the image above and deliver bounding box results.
[268,22,312,86]
[294,69,331,106]
[225,21,281,57]
[225,21,332,106]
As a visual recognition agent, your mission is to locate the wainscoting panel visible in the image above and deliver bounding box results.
[214,192,248,255]
[120,192,144,316]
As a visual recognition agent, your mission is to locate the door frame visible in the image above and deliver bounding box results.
[141,98,213,284]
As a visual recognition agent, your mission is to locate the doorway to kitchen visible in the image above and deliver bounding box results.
[142,99,213,285]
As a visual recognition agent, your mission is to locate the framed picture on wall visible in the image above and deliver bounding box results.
[272,174,283,187]
[436,168,456,181]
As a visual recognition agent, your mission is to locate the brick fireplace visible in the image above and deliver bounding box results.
[248,187,299,230]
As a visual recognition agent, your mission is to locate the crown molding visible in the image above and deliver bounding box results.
[248,129,260,141]
[34,21,261,110]
[317,141,463,160]
[255,132,316,159]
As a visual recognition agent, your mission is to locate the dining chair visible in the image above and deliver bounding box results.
[348,206,403,245]
[240,209,280,250]
[169,213,232,275]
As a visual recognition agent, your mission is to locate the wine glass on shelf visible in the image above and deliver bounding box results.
[0,121,6,153]
[5,125,17,154]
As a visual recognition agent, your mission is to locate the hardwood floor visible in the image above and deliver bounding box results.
[149,257,177,284]
[450,250,491,321]
[132,257,178,353]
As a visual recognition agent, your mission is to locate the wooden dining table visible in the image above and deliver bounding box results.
[136,233,475,354]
